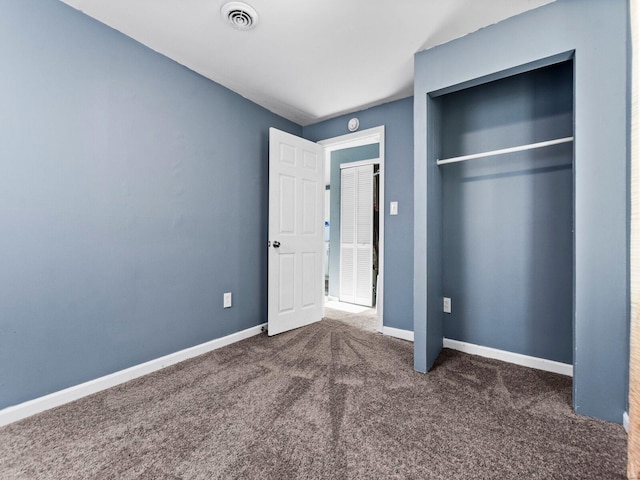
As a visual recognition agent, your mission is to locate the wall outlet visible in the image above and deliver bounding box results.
[443,297,451,314]
[223,292,232,308]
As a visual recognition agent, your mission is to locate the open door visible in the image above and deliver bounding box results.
[268,128,324,336]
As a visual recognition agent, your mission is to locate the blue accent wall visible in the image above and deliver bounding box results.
[328,145,380,298]
[0,0,301,409]
[414,0,629,422]
[440,62,574,364]
[304,98,414,331]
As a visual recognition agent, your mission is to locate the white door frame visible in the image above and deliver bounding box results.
[319,126,385,332]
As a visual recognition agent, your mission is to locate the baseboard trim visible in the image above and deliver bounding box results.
[624,411,629,433]
[443,338,573,377]
[0,323,267,428]
[382,326,414,342]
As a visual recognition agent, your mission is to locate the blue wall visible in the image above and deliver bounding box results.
[440,62,574,364]
[328,145,380,298]
[304,98,414,331]
[0,0,300,409]
[414,0,629,422]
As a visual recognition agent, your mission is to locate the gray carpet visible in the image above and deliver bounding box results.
[0,318,627,479]
[323,305,378,332]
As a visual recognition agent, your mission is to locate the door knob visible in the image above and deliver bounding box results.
[273,241,280,248]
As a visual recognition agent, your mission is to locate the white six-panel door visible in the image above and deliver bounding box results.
[268,128,324,336]
[339,164,374,307]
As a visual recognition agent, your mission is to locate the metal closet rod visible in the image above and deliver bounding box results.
[436,136,574,166]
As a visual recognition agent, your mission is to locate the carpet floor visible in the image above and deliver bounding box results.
[323,304,378,332]
[0,318,627,479]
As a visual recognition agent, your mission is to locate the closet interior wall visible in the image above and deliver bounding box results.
[438,61,574,364]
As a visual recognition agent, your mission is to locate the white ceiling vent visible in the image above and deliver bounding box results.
[221,2,259,31]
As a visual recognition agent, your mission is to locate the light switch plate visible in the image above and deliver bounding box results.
[224,292,232,308]
[390,201,398,215]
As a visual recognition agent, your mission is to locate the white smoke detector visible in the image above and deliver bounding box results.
[221,2,259,31]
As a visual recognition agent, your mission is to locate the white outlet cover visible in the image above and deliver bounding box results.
[224,292,232,308]
[443,297,451,314]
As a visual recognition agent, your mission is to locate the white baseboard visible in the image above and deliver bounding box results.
[0,323,267,428]
[624,411,629,433]
[376,328,572,377]
[443,338,573,377]
[382,326,414,342]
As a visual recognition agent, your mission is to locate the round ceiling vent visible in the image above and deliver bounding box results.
[221,2,259,31]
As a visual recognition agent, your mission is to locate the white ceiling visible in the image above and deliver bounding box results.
[60,0,555,126]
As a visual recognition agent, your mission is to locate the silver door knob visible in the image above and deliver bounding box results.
[273,241,280,248]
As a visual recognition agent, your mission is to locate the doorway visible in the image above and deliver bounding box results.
[319,126,385,332]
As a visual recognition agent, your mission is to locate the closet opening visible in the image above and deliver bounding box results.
[434,59,575,384]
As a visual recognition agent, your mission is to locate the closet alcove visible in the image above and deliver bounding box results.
[434,60,574,367]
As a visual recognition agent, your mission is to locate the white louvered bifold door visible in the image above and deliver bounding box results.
[340,167,356,303]
[339,164,374,306]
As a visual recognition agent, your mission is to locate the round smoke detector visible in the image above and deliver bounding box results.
[221,2,259,31]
